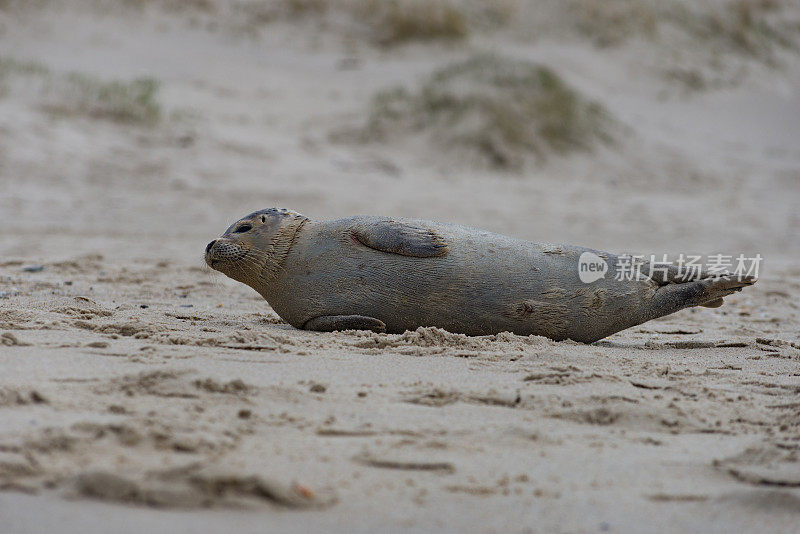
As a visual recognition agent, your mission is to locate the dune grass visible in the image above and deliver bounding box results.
[1,56,161,125]
[238,0,472,45]
[357,0,468,45]
[365,54,615,169]
[682,0,796,59]
[0,57,49,81]
[568,0,797,59]
[49,74,162,125]
[0,57,50,99]
[569,0,658,48]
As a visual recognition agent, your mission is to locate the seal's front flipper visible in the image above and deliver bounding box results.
[352,219,448,258]
[304,315,386,333]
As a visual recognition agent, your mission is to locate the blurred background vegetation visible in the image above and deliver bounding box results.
[0,0,798,258]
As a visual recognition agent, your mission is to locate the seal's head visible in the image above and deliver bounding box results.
[205,208,308,290]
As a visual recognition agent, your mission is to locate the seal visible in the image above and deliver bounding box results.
[205,208,756,343]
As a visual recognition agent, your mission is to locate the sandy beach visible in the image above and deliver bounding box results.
[1,1,799,532]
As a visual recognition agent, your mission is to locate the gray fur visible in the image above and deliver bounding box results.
[205,210,755,343]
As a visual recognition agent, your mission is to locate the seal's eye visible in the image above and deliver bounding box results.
[233,224,252,233]
[261,215,266,223]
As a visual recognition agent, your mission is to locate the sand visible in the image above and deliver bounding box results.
[1,1,799,532]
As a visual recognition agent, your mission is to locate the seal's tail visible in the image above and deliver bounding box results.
[637,258,757,309]
[694,274,756,306]
[643,274,756,322]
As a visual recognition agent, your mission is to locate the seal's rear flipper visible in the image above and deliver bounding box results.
[694,274,756,306]
[700,298,724,308]
[352,219,449,257]
[645,274,756,322]
[304,315,386,333]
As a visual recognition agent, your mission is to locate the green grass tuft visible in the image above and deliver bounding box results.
[1,56,162,125]
[47,74,162,125]
[0,57,49,99]
[0,57,49,80]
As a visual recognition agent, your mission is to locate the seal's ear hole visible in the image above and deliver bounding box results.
[260,215,266,223]
[233,224,252,233]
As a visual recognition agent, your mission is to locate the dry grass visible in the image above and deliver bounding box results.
[6,0,797,59]
[569,0,658,47]
[364,54,615,169]
[679,0,797,59]
[356,0,468,45]
[268,0,473,45]
[566,0,798,59]
[283,0,328,16]
[235,0,514,46]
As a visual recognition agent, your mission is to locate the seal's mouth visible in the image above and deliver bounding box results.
[204,238,268,289]
[205,239,248,270]
[205,240,218,269]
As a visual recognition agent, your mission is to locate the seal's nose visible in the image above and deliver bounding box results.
[205,240,217,255]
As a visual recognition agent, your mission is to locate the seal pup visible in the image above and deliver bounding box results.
[205,208,755,343]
